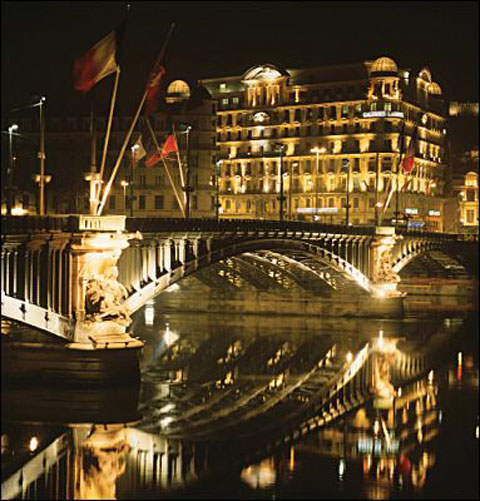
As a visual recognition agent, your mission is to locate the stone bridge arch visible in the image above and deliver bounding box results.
[121,238,373,315]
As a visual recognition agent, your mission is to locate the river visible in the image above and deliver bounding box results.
[1,290,478,500]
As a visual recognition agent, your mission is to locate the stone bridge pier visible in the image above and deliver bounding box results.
[1,215,143,347]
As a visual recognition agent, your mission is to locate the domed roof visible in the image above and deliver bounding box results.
[371,57,398,74]
[428,82,442,95]
[167,80,191,96]
[418,67,432,83]
[242,64,289,82]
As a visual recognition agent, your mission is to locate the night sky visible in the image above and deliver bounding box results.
[1,1,478,117]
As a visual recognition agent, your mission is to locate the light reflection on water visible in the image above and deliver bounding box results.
[1,312,478,500]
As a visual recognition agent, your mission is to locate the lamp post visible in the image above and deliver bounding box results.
[183,123,193,219]
[129,144,140,217]
[121,180,129,211]
[7,124,18,215]
[38,96,47,215]
[274,143,286,221]
[343,158,351,226]
[311,146,326,216]
[215,160,223,222]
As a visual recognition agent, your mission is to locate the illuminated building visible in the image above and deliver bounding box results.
[1,81,217,218]
[202,57,447,229]
[444,102,479,234]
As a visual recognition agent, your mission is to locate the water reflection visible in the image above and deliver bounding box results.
[1,313,478,500]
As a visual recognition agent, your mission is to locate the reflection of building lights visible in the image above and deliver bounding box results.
[29,437,39,452]
[428,370,434,384]
[164,323,179,346]
[397,387,402,397]
[373,419,380,436]
[346,352,353,363]
[145,300,155,326]
[476,425,478,440]
[377,330,384,350]
[457,352,462,365]
[338,458,346,480]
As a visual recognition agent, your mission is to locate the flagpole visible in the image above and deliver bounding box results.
[145,117,186,217]
[172,125,187,203]
[96,66,121,212]
[162,158,186,217]
[97,23,176,216]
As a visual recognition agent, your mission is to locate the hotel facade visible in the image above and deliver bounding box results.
[202,57,447,230]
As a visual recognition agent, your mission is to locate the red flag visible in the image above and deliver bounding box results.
[402,127,417,174]
[145,151,162,167]
[161,134,178,158]
[145,60,166,115]
[74,31,118,93]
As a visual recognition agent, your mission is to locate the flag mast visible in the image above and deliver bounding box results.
[97,23,175,216]
[145,117,186,217]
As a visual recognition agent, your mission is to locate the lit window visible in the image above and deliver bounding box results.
[220,83,227,91]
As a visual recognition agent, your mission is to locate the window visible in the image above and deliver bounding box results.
[341,197,347,207]
[155,175,162,186]
[330,106,337,120]
[466,189,475,201]
[328,198,335,207]
[109,195,116,210]
[318,108,325,120]
[222,98,229,105]
[232,97,239,105]
[466,210,475,223]
[155,195,164,209]
[139,175,146,187]
[226,200,231,209]
[247,200,251,210]
[368,197,375,208]
[353,197,359,208]
[354,158,360,172]
[139,195,146,210]
[219,83,227,91]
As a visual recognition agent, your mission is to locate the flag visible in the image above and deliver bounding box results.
[402,127,417,174]
[74,30,119,93]
[131,135,146,161]
[145,151,162,168]
[161,134,178,158]
[145,58,166,115]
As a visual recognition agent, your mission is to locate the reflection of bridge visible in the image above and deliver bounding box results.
[1,331,441,500]
[1,215,476,344]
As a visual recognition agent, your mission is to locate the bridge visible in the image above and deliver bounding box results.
[1,215,477,345]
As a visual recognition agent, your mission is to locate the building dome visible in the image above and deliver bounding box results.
[166,80,191,103]
[242,64,288,82]
[418,68,432,83]
[428,82,442,95]
[371,57,398,74]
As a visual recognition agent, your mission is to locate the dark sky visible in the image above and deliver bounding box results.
[1,1,478,117]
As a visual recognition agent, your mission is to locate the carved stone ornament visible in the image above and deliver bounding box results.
[80,249,131,326]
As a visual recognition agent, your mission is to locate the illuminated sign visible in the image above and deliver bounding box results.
[405,207,418,215]
[362,111,405,118]
[296,207,339,214]
[428,210,441,216]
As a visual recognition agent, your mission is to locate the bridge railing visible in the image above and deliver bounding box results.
[1,215,126,234]
[124,217,377,235]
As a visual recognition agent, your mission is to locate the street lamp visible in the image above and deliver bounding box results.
[311,146,326,215]
[37,96,47,215]
[7,124,19,215]
[215,160,223,222]
[129,144,140,217]
[121,180,129,211]
[180,123,193,219]
[274,143,286,221]
[342,158,351,226]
